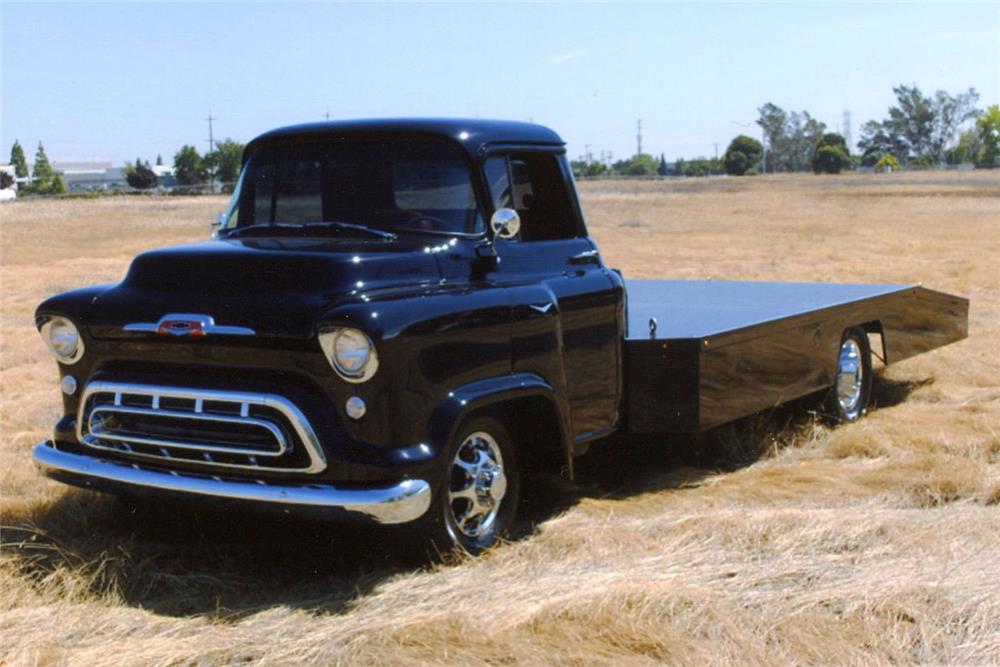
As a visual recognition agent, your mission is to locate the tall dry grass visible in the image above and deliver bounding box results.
[1,173,999,665]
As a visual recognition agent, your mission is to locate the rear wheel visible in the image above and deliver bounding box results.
[418,416,520,555]
[827,327,873,422]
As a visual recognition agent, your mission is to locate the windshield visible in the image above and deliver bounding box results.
[221,140,483,236]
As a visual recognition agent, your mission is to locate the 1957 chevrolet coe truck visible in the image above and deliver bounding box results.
[33,119,968,552]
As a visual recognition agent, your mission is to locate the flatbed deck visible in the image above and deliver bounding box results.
[623,279,968,433]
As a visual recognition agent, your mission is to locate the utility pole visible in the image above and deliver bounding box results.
[205,112,216,192]
[325,109,331,121]
[713,143,720,160]
[761,130,766,175]
[584,144,593,163]
[842,109,852,152]
[636,119,643,156]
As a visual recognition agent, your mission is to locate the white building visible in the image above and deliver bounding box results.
[51,161,129,191]
[0,164,15,201]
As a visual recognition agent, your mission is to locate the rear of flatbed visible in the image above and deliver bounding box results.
[622,280,968,434]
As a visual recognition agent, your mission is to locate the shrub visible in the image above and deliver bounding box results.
[874,155,900,172]
[0,171,13,189]
[125,162,158,189]
[811,134,851,174]
[724,135,762,176]
[812,146,851,174]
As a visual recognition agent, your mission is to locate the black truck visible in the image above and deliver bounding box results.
[33,119,968,552]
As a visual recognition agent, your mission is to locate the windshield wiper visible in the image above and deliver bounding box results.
[223,221,397,241]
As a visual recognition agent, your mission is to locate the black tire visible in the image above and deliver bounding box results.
[826,327,873,423]
[416,415,521,556]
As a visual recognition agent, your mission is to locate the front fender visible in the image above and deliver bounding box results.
[427,372,572,472]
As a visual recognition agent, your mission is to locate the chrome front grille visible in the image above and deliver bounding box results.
[76,381,326,473]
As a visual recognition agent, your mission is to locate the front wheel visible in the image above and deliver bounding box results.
[418,416,520,555]
[826,327,873,422]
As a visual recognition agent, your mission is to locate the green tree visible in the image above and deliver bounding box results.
[205,138,245,183]
[156,154,163,166]
[657,153,668,176]
[124,160,159,189]
[724,135,763,176]
[0,171,14,189]
[947,128,981,165]
[858,119,909,167]
[571,159,607,178]
[611,153,658,176]
[25,142,65,194]
[173,145,206,185]
[32,142,54,183]
[756,103,826,172]
[811,133,851,174]
[48,173,67,194]
[868,85,980,164]
[9,140,28,178]
[976,104,1000,167]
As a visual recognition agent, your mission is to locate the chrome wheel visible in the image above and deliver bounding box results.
[836,338,864,419]
[447,431,507,539]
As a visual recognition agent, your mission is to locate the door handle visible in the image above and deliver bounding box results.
[569,249,600,265]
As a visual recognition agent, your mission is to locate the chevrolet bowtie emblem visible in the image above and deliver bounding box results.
[123,313,256,337]
[157,318,207,337]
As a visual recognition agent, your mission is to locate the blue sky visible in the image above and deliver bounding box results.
[2,2,998,166]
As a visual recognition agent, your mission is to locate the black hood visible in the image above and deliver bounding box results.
[73,238,446,340]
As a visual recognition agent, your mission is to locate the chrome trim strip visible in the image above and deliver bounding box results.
[123,313,255,336]
[77,381,327,474]
[33,442,431,524]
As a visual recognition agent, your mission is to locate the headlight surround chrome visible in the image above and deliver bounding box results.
[40,316,85,364]
[318,327,378,383]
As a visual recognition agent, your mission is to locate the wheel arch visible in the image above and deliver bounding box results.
[427,372,574,480]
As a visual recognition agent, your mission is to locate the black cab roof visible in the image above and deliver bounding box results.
[245,118,565,161]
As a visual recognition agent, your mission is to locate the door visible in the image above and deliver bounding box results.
[484,151,623,439]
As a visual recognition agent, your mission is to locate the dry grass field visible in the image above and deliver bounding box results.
[2,171,999,665]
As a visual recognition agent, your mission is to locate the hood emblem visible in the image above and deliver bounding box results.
[124,313,256,337]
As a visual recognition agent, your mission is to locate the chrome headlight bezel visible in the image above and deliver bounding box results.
[40,316,85,365]
[318,327,379,383]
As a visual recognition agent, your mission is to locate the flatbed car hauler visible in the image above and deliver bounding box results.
[32,119,968,553]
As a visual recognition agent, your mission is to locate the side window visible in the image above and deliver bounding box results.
[502,153,578,242]
[484,157,512,210]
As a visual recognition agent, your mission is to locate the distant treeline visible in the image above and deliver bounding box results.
[572,85,999,178]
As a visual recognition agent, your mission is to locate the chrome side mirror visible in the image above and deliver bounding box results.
[490,208,521,240]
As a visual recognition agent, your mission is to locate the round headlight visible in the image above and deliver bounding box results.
[40,316,84,364]
[318,327,378,382]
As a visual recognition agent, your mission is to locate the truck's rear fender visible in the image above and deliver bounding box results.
[427,372,574,480]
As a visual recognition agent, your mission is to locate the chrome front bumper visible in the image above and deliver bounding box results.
[32,442,432,524]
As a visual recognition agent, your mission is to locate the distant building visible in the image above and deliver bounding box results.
[20,160,178,192]
[0,163,15,201]
[151,164,177,188]
[51,161,128,191]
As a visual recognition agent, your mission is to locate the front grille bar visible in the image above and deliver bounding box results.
[88,405,290,456]
[76,381,327,474]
